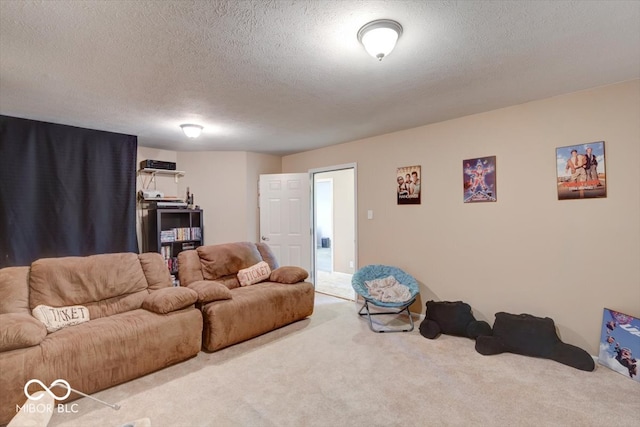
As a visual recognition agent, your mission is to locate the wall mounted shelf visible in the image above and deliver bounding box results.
[138,168,185,183]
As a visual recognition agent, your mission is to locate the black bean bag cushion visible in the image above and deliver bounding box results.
[475,312,595,371]
[419,300,492,339]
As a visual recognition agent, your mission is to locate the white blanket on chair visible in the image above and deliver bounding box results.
[364,275,411,303]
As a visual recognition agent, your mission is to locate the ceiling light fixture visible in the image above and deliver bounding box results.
[180,124,203,139]
[357,19,403,61]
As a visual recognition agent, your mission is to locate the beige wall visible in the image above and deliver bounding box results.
[283,80,640,355]
[176,151,249,245]
[174,151,282,245]
[135,149,282,248]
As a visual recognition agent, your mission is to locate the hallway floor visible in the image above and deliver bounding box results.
[315,247,354,300]
[316,270,354,300]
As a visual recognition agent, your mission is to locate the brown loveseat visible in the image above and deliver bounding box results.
[0,252,203,425]
[178,242,315,352]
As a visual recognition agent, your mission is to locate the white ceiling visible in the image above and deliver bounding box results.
[1,1,639,155]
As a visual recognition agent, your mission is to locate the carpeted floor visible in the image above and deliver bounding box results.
[46,294,639,427]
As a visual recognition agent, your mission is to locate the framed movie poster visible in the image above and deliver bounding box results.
[397,165,421,205]
[463,156,496,203]
[556,141,606,200]
[598,308,639,382]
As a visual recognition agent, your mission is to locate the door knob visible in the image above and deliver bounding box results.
[261,236,270,241]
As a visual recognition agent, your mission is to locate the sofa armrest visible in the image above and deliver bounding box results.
[0,313,47,352]
[142,287,198,314]
[269,266,309,284]
[187,280,233,303]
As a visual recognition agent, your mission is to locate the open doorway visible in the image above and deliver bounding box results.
[312,165,356,301]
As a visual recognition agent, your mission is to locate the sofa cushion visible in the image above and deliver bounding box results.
[142,287,198,314]
[177,249,204,286]
[29,253,149,320]
[0,266,31,314]
[31,308,202,410]
[270,266,309,284]
[238,261,271,287]
[197,242,263,281]
[256,242,279,271]
[32,304,90,333]
[188,280,233,303]
[139,252,173,290]
[201,282,315,351]
[0,313,47,351]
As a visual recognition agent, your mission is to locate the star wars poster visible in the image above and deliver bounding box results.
[397,165,421,205]
[599,308,639,382]
[463,156,496,203]
[556,141,606,200]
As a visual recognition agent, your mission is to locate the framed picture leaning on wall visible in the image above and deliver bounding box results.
[556,141,606,200]
[598,308,639,383]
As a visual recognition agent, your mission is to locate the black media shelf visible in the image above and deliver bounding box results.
[143,208,203,280]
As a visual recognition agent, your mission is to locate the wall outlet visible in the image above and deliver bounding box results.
[349,260,354,268]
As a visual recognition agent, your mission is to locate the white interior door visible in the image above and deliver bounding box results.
[259,173,311,276]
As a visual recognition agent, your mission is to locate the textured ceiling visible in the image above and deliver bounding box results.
[1,1,639,155]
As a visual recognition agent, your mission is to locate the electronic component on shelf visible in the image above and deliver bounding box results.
[138,190,187,207]
[141,190,164,199]
[154,201,188,208]
[139,159,176,170]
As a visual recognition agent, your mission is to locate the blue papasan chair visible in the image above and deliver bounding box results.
[351,265,420,333]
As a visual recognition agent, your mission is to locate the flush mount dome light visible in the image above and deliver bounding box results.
[357,19,403,61]
[180,124,203,139]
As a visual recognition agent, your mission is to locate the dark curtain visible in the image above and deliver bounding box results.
[0,115,138,267]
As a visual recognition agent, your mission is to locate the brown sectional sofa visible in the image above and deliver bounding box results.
[0,252,203,425]
[178,242,315,352]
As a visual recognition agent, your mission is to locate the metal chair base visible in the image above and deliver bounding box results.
[358,299,415,333]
